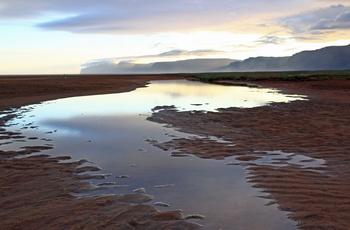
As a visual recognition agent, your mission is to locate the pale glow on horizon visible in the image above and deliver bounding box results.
[0,1,349,74]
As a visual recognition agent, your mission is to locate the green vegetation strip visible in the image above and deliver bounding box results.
[177,70,350,82]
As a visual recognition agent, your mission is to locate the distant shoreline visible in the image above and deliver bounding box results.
[0,74,181,110]
[1,71,349,110]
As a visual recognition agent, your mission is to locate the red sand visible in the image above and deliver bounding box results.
[0,75,200,229]
[148,79,350,229]
[1,75,350,229]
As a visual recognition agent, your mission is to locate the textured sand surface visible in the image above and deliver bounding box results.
[0,75,200,229]
[1,75,349,229]
[148,79,350,229]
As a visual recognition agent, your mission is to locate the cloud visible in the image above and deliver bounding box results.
[157,49,224,57]
[256,36,288,45]
[0,0,322,34]
[0,0,240,33]
[311,11,350,30]
[2,0,349,42]
[279,4,350,34]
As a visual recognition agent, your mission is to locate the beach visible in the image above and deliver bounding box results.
[1,75,350,229]
[0,75,200,229]
[148,79,350,229]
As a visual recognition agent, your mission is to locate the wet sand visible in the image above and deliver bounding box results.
[148,79,350,229]
[0,74,180,110]
[0,75,200,229]
[1,75,350,229]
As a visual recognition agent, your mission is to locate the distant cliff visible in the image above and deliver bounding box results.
[81,44,350,74]
[220,44,350,72]
[81,58,234,74]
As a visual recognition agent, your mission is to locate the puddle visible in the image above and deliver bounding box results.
[0,79,306,229]
[226,150,326,172]
[258,150,326,170]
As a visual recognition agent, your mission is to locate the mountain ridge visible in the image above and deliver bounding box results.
[81,44,350,74]
[220,44,350,72]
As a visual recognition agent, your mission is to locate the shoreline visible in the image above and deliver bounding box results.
[147,79,350,229]
[0,74,181,110]
[0,75,201,229]
[1,75,350,229]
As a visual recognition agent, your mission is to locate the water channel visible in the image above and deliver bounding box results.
[2,79,308,229]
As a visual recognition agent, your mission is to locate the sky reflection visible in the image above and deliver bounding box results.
[25,80,304,123]
[3,80,301,229]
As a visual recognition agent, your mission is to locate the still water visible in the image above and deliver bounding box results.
[3,80,305,229]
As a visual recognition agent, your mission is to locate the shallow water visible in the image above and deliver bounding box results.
[1,79,307,229]
[226,150,326,172]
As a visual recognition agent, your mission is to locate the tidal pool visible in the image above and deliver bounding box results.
[2,79,305,229]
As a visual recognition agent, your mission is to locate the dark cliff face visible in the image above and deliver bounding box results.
[286,45,350,70]
[225,57,289,71]
[223,44,350,72]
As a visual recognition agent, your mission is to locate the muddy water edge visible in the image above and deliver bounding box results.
[1,79,303,229]
[0,75,200,229]
[1,76,349,229]
[147,79,350,229]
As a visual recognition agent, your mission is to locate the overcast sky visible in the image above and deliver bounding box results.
[1,0,350,74]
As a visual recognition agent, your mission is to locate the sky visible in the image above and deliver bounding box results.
[1,0,350,74]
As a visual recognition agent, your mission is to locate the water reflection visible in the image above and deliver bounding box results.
[20,80,305,123]
[1,80,303,229]
[226,150,326,173]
